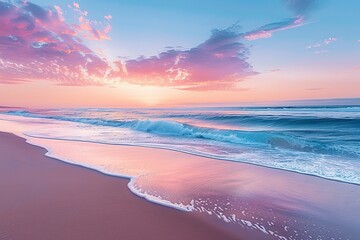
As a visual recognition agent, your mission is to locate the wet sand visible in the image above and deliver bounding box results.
[0,132,242,240]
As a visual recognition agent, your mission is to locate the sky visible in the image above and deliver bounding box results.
[0,0,359,107]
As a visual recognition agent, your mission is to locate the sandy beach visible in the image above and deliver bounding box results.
[0,132,243,240]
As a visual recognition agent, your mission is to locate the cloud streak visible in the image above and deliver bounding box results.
[244,0,318,41]
[307,37,337,49]
[244,17,304,40]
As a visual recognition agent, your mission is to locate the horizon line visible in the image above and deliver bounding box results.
[1,97,360,109]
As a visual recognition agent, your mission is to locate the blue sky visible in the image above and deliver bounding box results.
[29,0,359,70]
[0,0,359,107]
[76,0,293,58]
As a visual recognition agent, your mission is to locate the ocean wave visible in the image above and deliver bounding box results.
[5,110,359,158]
[129,119,359,157]
[9,109,360,130]
[160,113,360,128]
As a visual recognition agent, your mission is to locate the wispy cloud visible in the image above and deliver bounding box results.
[0,0,118,85]
[307,37,337,49]
[244,0,318,41]
[314,50,328,54]
[244,17,304,40]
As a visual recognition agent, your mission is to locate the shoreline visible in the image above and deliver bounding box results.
[0,131,243,240]
[22,132,360,187]
[1,126,360,240]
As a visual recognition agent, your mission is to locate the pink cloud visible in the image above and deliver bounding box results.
[244,17,305,40]
[76,15,111,40]
[104,15,112,21]
[68,2,111,40]
[244,31,272,41]
[73,2,80,9]
[0,1,119,85]
[119,0,319,89]
[120,25,257,90]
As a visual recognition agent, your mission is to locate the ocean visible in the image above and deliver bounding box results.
[3,106,360,184]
